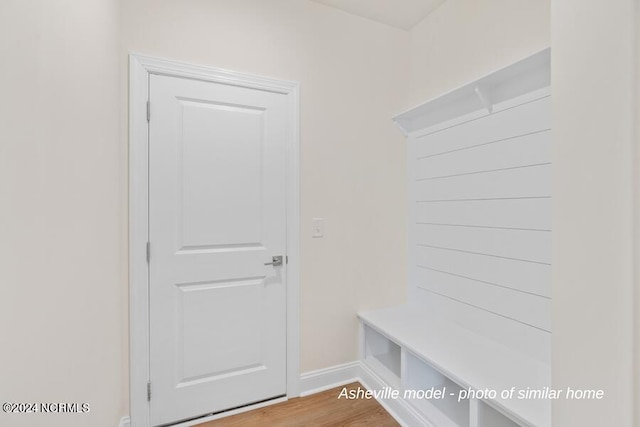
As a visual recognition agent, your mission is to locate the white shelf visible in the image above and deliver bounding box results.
[359,305,551,427]
[393,48,550,135]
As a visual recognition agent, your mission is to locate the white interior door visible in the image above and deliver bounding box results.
[148,73,288,426]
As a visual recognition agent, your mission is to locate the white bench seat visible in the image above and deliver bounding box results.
[359,305,551,427]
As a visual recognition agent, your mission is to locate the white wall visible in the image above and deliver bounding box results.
[5,1,637,425]
[636,5,640,426]
[407,1,552,362]
[409,1,639,425]
[408,93,553,362]
[121,0,410,376]
[551,0,637,425]
[2,1,410,425]
[0,1,126,427]
[409,0,550,105]
[1,1,409,424]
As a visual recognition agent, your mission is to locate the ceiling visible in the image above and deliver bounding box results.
[311,0,446,30]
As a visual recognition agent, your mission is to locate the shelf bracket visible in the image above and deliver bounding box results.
[474,85,493,114]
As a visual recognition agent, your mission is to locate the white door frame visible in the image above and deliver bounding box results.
[128,54,300,427]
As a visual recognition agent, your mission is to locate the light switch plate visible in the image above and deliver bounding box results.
[312,218,324,238]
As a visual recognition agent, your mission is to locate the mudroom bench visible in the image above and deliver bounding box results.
[359,306,551,427]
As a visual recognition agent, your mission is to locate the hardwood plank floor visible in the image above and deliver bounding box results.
[197,382,399,427]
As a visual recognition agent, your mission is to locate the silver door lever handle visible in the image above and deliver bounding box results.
[264,256,283,267]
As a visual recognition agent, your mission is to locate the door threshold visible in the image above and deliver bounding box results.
[160,394,288,427]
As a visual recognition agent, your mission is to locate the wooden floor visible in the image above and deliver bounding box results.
[197,382,399,427]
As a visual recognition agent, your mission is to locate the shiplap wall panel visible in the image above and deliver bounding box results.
[409,91,551,337]
[415,225,551,264]
[416,198,551,231]
[415,245,551,297]
[414,164,551,201]
[414,96,551,158]
[415,130,551,180]
[416,291,551,363]
[415,268,551,331]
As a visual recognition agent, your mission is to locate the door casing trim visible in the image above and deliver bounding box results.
[129,54,301,427]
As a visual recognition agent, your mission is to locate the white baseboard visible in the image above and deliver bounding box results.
[299,361,430,427]
[121,361,426,427]
[299,361,361,396]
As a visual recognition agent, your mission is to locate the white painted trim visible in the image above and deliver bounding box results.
[299,361,432,427]
[122,361,433,426]
[285,76,301,398]
[128,54,301,427]
[129,55,151,427]
[299,362,361,396]
[130,54,297,94]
